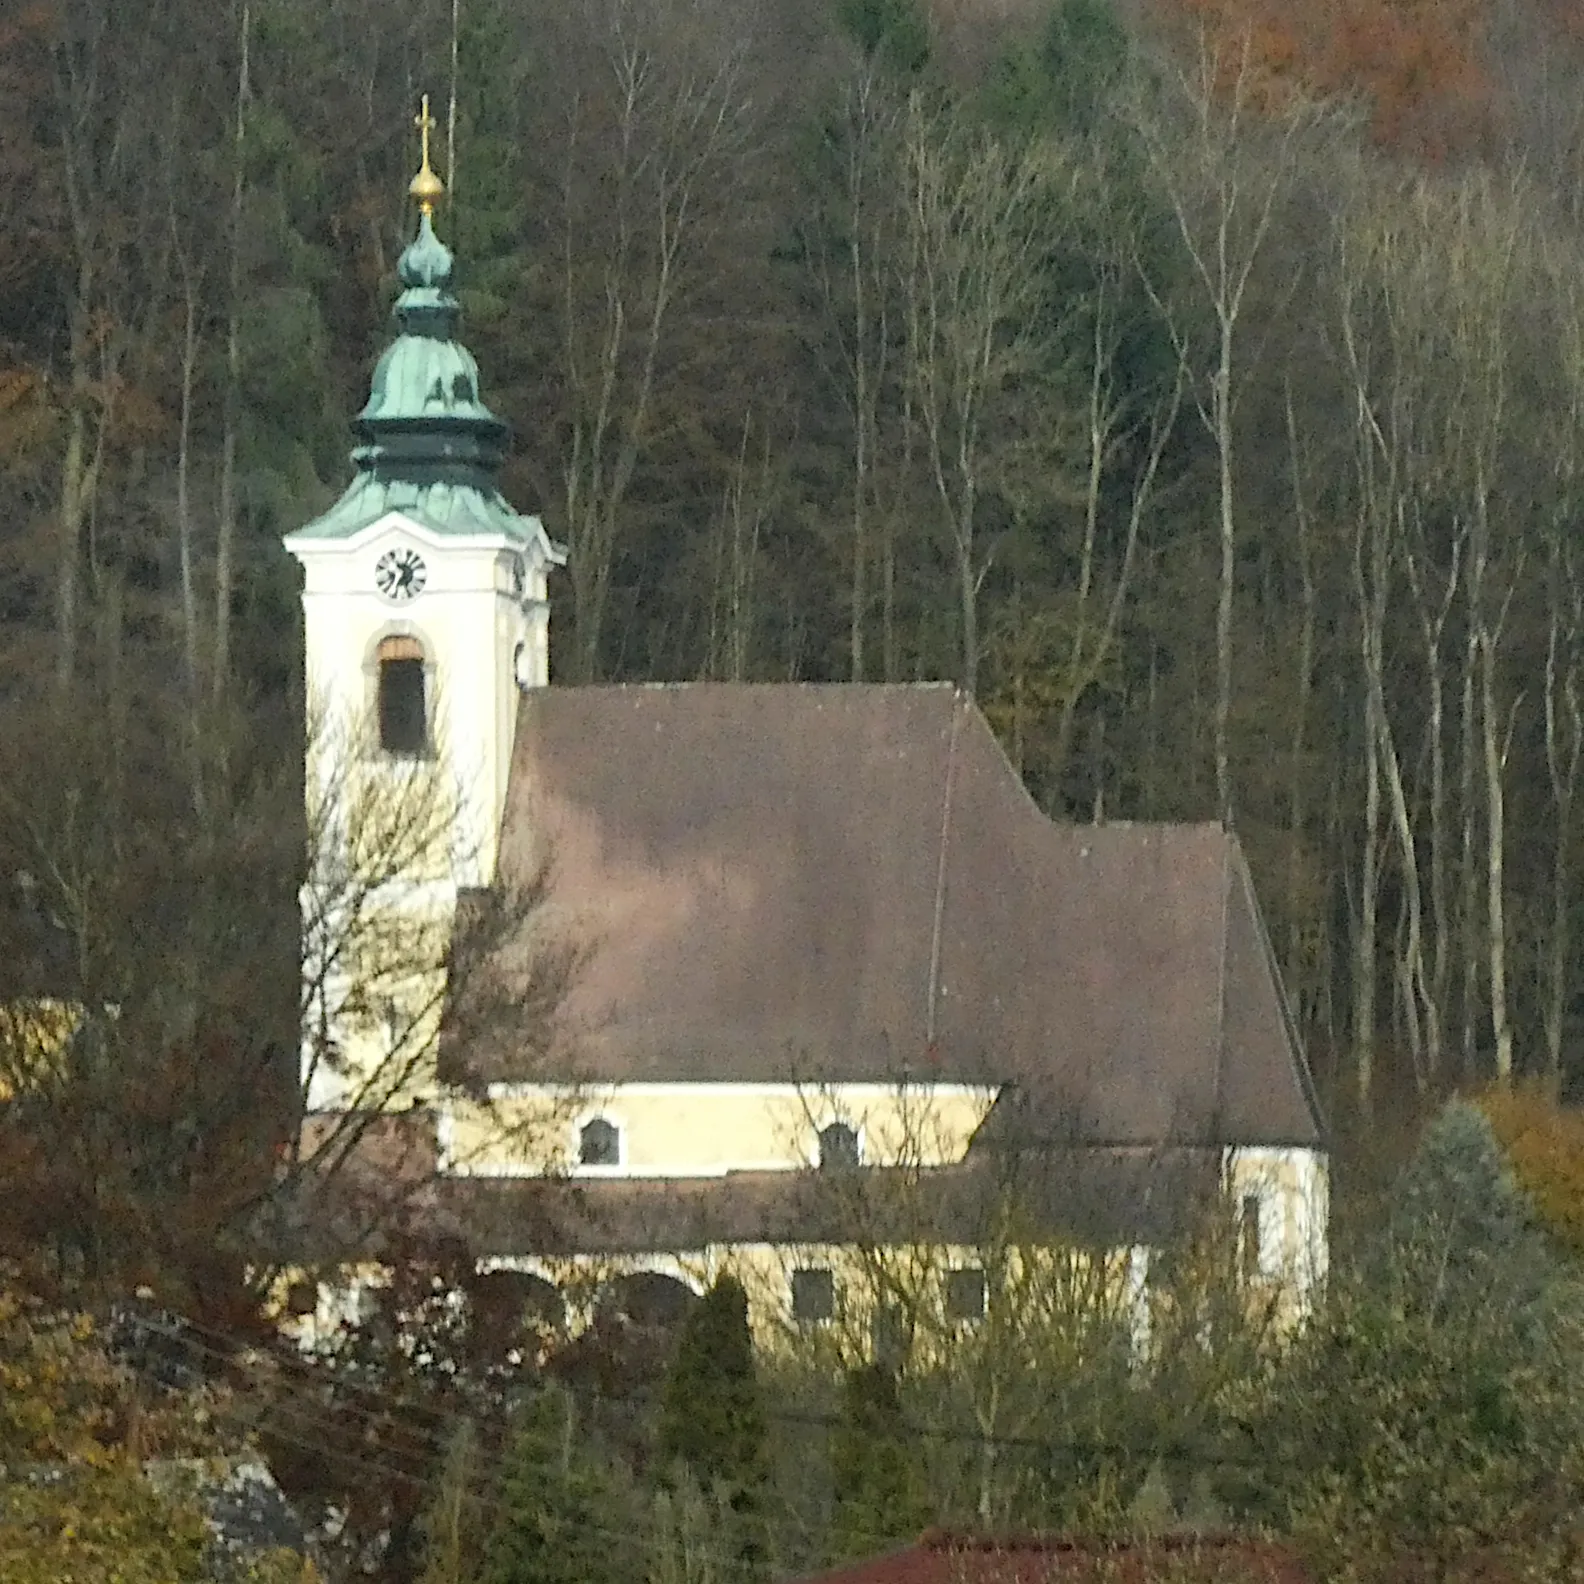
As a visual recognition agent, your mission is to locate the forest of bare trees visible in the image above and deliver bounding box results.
[5,0,1584,1146]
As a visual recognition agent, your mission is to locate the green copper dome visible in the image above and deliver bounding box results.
[352,210,508,477]
[400,210,454,289]
[293,207,542,543]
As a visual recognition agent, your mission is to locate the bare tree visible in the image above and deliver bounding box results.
[1050,270,1183,790]
[0,690,579,1315]
[1442,173,1531,1087]
[783,1083,1284,1531]
[168,197,203,742]
[1334,170,1441,1102]
[292,699,582,1225]
[1281,377,1329,1014]
[1540,231,1584,1086]
[51,4,147,693]
[703,407,778,682]
[543,0,758,680]
[801,49,907,682]
[212,0,249,708]
[1542,517,1584,1087]
[899,97,1077,696]
[1325,155,1547,1103]
[1131,37,1318,824]
[980,258,1184,803]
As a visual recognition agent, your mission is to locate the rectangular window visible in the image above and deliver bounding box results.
[871,1305,907,1368]
[378,658,427,754]
[1239,1192,1263,1280]
[944,1267,987,1322]
[790,1268,834,1323]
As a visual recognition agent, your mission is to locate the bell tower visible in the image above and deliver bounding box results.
[283,100,563,1109]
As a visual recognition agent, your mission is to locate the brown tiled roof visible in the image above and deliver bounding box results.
[485,684,1321,1149]
[790,1532,1312,1584]
[439,1148,1222,1257]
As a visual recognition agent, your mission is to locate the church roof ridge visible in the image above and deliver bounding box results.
[478,684,1322,1149]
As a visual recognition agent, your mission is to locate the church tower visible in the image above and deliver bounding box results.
[284,102,562,1109]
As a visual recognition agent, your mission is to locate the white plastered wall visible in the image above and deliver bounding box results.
[436,1080,1000,1179]
[1224,1144,1329,1311]
[286,510,553,886]
[284,509,557,1109]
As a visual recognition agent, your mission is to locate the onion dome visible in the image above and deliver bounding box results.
[291,98,540,543]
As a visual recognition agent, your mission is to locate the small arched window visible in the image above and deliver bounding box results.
[376,635,427,755]
[817,1121,860,1171]
[578,1117,621,1168]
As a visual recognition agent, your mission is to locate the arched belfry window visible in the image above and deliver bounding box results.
[578,1117,621,1168]
[818,1121,860,1171]
[376,635,427,755]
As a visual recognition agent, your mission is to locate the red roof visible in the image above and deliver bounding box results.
[790,1532,1312,1584]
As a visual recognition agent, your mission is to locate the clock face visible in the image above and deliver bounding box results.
[375,546,427,602]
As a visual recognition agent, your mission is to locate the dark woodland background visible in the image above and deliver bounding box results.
[6,0,1584,1151]
[8,7,1584,1578]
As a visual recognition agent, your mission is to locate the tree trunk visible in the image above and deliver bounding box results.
[174,260,205,822]
[1543,531,1583,1085]
[557,19,749,682]
[847,95,873,684]
[1355,668,1381,1118]
[56,386,87,694]
[214,1,249,707]
[957,531,979,697]
[851,382,868,682]
[1360,499,1431,1090]
[1457,604,1480,1076]
[1285,384,1316,989]
[176,273,201,712]
[1213,347,1235,826]
[1415,559,1454,1082]
[1480,621,1514,1084]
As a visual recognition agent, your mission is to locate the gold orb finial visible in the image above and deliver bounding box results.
[409,94,444,216]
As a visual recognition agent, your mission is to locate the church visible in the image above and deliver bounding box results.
[282,114,1327,1342]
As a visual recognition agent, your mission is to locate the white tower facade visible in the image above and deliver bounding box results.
[285,509,557,889]
[283,146,563,1112]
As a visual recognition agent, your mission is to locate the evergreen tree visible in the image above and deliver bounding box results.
[648,1471,738,1584]
[829,1364,930,1560]
[980,0,1131,139]
[446,0,536,491]
[480,1386,639,1584]
[1258,1102,1584,1577]
[833,0,931,76]
[656,1276,769,1579]
[1383,1097,1547,1308]
[417,1418,490,1584]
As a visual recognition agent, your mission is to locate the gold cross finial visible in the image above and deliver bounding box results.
[415,94,436,165]
[409,93,444,217]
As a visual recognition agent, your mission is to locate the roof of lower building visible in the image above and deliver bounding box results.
[790,1532,1313,1584]
[438,1148,1222,1257]
[467,682,1322,1151]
